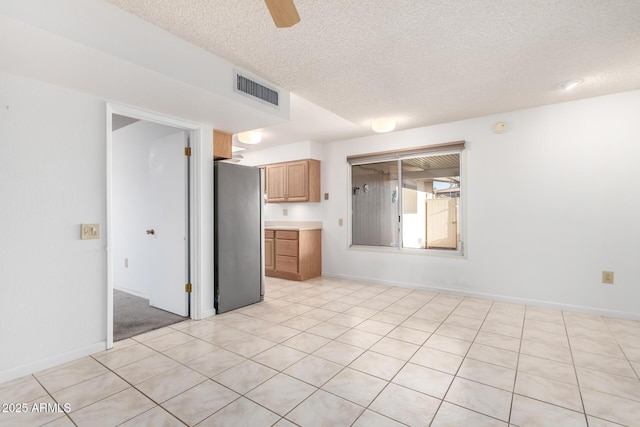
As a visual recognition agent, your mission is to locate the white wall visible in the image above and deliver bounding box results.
[248,90,640,319]
[241,140,323,166]
[0,72,107,381]
[0,0,280,382]
[194,125,215,319]
[112,121,184,298]
[0,73,218,383]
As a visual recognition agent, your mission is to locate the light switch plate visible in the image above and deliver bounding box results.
[602,270,614,284]
[81,224,100,240]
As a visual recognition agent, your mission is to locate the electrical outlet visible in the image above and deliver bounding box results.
[324,193,329,200]
[338,218,343,226]
[81,224,100,240]
[283,209,288,216]
[602,271,614,284]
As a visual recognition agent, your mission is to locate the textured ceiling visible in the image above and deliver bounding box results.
[105,0,640,143]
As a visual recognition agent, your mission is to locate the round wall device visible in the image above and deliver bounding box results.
[493,122,507,134]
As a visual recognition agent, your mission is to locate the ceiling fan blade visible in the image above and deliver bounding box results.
[264,0,300,28]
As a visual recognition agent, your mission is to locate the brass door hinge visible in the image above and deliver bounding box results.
[184,147,192,157]
[185,283,192,293]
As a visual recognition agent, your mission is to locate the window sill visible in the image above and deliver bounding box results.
[348,244,466,259]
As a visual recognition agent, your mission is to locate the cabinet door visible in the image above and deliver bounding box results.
[264,238,275,271]
[266,164,287,202]
[285,160,309,201]
[213,129,232,160]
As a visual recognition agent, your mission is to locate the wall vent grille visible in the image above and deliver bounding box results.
[235,72,279,108]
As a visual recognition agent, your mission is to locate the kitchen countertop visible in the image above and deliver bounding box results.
[265,221,323,231]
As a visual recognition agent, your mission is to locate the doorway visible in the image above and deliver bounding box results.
[107,106,199,347]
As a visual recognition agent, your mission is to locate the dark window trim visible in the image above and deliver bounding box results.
[347,140,465,165]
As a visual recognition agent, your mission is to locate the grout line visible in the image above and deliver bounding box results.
[561,309,589,426]
[30,374,79,427]
[11,277,638,426]
[508,304,526,425]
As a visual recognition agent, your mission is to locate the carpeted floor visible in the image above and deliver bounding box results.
[114,289,187,341]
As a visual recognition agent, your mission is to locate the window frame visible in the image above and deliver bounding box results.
[347,141,466,257]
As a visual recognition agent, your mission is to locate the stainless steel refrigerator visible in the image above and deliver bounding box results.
[214,161,264,313]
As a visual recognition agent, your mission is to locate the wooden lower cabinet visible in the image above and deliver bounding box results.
[265,229,321,281]
[264,230,275,272]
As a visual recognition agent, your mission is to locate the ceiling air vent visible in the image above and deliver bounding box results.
[234,71,279,108]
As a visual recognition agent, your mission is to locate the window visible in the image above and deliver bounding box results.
[349,141,464,254]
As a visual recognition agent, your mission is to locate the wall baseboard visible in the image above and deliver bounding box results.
[200,308,216,319]
[113,286,149,300]
[0,341,107,384]
[321,272,640,321]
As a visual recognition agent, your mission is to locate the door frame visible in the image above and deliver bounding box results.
[106,103,202,349]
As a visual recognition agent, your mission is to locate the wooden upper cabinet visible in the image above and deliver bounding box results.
[285,161,309,201]
[265,159,320,203]
[266,163,287,201]
[213,129,232,160]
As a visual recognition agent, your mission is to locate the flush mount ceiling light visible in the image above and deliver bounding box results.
[372,118,396,133]
[559,79,582,90]
[237,131,262,144]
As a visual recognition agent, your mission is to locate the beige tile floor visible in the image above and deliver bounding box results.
[1,276,640,426]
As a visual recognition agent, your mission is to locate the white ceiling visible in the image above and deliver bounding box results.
[105,0,640,149]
